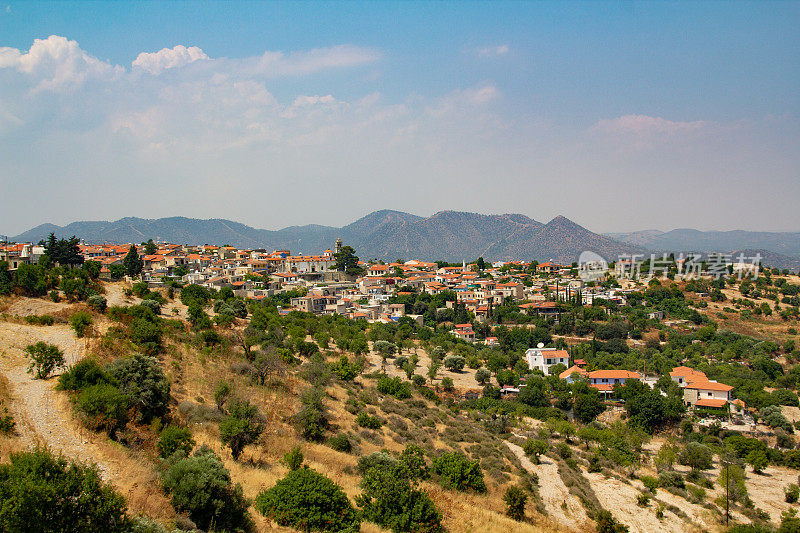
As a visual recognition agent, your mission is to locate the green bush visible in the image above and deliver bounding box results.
[219,399,264,460]
[283,446,304,471]
[70,311,93,338]
[163,446,252,532]
[640,475,659,493]
[786,483,799,503]
[76,384,131,438]
[0,400,15,435]
[0,448,131,531]
[139,299,161,315]
[431,451,486,493]
[24,314,54,326]
[523,438,548,464]
[678,442,713,471]
[377,375,412,399]
[658,470,685,490]
[108,353,170,422]
[24,341,65,379]
[504,485,527,521]
[157,425,195,459]
[328,433,352,453]
[443,355,465,372]
[357,412,383,429]
[57,358,108,391]
[296,387,328,441]
[356,461,442,532]
[87,295,107,313]
[255,466,359,532]
[357,451,398,475]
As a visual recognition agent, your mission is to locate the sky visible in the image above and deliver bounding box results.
[1,1,798,236]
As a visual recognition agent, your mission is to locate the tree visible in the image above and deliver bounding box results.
[107,353,170,422]
[679,442,713,471]
[143,239,157,255]
[75,384,131,438]
[443,355,465,372]
[333,245,364,276]
[0,448,131,531]
[43,233,84,268]
[283,446,304,471]
[746,449,769,474]
[24,341,65,379]
[158,425,195,459]
[214,381,232,412]
[219,399,264,460]
[431,451,486,493]
[163,446,252,532]
[503,486,527,521]
[573,389,604,423]
[255,466,360,532]
[427,360,441,384]
[122,245,143,277]
[523,439,548,464]
[70,311,93,338]
[356,460,442,533]
[475,368,491,385]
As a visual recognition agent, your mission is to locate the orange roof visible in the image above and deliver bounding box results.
[588,370,640,380]
[695,398,728,408]
[686,380,733,392]
[670,366,706,379]
[559,365,588,379]
[590,383,615,391]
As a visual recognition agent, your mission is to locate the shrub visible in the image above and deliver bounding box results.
[377,375,412,399]
[163,446,252,532]
[785,483,799,504]
[504,485,527,521]
[0,448,131,531]
[57,358,108,391]
[557,442,572,459]
[357,412,383,430]
[443,355,465,372]
[107,354,170,422]
[0,400,15,435]
[596,509,629,533]
[355,459,442,532]
[640,475,659,493]
[399,444,430,481]
[75,384,131,438]
[24,341,65,379]
[658,471,685,489]
[431,451,486,493]
[441,377,454,391]
[157,425,195,459]
[523,438,548,464]
[283,446,304,471]
[87,295,107,313]
[357,452,398,475]
[475,368,491,385]
[255,467,359,532]
[70,311,93,338]
[329,433,352,453]
[219,399,264,460]
[296,387,328,441]
[139,299,161,315]
[24,314,54,326]
[678,442,713,471]
[49,290,60,302]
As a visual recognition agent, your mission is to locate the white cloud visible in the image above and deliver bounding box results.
[594,114,707,135]
[477,44,509,58]
[132,45,209,74]
[244,44,380,77]
[0,35,122,92]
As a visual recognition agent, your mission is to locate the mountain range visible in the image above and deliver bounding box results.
[9,211,800,268]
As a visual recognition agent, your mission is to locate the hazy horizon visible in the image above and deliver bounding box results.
[1,2,798,235]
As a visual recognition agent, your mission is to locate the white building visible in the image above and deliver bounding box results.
[525,346,569,376]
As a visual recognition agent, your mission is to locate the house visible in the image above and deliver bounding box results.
[684,379,733,410]
[587,370,641,397]
[669,366,707,387]
[525,347,569,376]
[537,262,566,274]
[559,365,588,383]
[453,323,475,342]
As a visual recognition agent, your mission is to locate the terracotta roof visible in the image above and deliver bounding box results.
[695,398,728,408]
[559,365,588,379]
[588,370,640,380]
[686,380,733,392]
[670,366,706,379]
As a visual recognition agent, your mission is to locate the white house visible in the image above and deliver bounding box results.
[525,346,569,376]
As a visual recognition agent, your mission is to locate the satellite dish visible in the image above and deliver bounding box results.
[537,342,544,348]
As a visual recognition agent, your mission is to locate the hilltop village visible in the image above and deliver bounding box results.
[2,235,800,533]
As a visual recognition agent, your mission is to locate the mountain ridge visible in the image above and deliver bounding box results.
[11,211,798,267]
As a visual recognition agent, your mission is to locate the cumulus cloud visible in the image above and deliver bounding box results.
[0,35,122,92]
[132,45,209,74]
[594,114,707,135]
[477,44,509,58]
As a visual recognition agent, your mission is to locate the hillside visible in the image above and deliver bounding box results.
[11,210,642,264]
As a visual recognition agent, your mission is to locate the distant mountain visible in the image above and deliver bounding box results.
[11,211,646,263]
[608,228,800,259]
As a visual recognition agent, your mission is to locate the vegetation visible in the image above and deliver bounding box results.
[25,341,65,379]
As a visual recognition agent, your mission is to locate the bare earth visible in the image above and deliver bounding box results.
[505,441,589,532]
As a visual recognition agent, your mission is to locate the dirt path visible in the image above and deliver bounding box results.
[0,322,111,477]
[505,441,589,532]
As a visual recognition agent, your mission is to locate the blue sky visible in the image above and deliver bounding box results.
[1,1,798,235]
